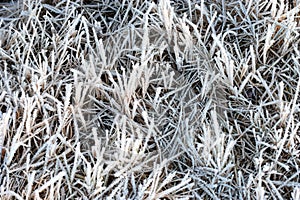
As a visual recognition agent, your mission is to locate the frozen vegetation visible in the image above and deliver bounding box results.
[0,0,300,199]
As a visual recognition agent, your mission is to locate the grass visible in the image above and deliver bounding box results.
[0,0,300,199]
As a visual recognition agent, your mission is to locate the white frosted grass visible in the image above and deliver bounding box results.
[33,171,66,198]
[0,0,300,199]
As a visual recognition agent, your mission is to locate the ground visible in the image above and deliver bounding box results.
[0,0,300,199]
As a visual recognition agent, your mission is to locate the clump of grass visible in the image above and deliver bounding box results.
[0,0,300,199]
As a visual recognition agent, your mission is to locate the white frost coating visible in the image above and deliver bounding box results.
[0,114,3,149]
[0,109,12,156]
